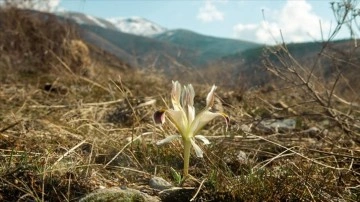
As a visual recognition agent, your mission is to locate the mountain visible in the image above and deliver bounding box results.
[56,12,167,37]
[6,9,359,95]
[80,24,262,69]
[153,29,261,65]
[79,23,199,70]
[56,11,263,73]
[56,11,118,31]
[56,11,199,68]
[107,17,167,36]
[203,39,360,95]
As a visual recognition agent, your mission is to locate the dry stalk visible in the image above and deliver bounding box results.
[249,132,360,175]
[51,140,87,169]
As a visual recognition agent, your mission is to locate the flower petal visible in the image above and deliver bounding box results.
[190,110,223,135]
[206,85,217,108]
[156,134,180,145]
[167,109,188,135]
[181,84,195,108]
[195,135,211,145]
[187,105,195,124]
[171,81,182,111]
[153,110,166,125]
[191,139,204,158]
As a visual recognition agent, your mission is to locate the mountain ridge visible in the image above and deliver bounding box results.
[107,16,167,36]
[58,11,261,69]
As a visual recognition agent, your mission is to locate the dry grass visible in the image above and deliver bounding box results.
[0,4,360,202]
[1,62,359,201]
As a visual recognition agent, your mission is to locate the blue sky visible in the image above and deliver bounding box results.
[17,0,360,44]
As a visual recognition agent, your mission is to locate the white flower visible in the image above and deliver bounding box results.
[153,81,229,176]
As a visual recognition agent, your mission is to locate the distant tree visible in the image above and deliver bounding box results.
[0,0,60,12]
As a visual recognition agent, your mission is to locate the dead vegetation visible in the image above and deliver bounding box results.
[0,6,92,77]
[0,1,360,202]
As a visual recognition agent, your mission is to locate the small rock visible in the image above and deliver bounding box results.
[237,150,248,163]
[240,124,252,133]
[258,118,296,133]
[149,176,173,190]
[79,187,160,202]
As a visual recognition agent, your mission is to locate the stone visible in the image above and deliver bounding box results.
[237,150,248,163]
[149,176,173,190]
[240,124,252,133]
[79,187,160,202]
[258,118,296,133]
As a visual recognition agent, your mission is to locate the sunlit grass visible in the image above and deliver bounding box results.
[1,66,359,201]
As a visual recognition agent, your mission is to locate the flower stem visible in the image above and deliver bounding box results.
[183,139,191,177]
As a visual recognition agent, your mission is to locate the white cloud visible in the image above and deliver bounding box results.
[233,23,259,41]
[197,1,224,23]
[233,0,331,44]
[0,0,61,12]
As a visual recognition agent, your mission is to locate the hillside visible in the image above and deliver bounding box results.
[153,29,261,65]
[201,39,360,96]
[79,24,200,70]
[59,10,359,95]
[56,11,119,30]
[59,11,261,69]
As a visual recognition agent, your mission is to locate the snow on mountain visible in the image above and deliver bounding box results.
[56,12,167,37]
[85,14,107,28]
[55,11,118,30]
[107,17,167,36]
